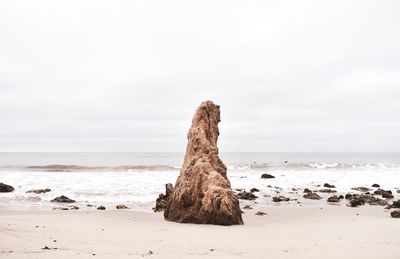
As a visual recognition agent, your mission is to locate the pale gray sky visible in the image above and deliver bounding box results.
[0,0,399,152]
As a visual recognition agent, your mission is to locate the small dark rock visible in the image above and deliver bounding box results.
[323,183,336,188]
[42,246,50,250]
[303,192,321,200]
[345,193,354,200]
[303,188,312,194]
[51,195,76,203]
[338,195,344,199]
[250,188,260,193]
[261,173,275,179]
[390,210,400,218]
[0,183,14,193]
[327,196,340,202]
[272,196,290,202]
[371,184,380,188]
[392,200,400,208]
[374,189,394,199]
[236,190,258,200]
[255,211,267,216]
[97,206,106,210]
[242,205,253,210]
[26,188,51,194]
[116,204,128,209]
[350,199,365,207]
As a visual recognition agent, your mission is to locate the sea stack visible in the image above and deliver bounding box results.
[164,101,243,225]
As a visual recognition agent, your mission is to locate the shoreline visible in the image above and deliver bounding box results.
[1,206,399,258]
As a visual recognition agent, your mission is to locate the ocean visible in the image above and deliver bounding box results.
[0,152,399,211]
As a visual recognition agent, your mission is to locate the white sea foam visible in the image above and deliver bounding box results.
[0,152,399,211]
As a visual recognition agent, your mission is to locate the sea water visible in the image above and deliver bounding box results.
[0,152,399,211]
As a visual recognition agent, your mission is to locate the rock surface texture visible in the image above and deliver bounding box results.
[164,101,243,225]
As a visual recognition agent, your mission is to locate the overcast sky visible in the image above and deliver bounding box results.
[0,0,399,152]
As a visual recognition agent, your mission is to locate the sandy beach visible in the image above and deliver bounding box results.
[1,206,399,259]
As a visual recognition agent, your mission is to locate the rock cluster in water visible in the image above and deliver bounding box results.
[164,101,243,225]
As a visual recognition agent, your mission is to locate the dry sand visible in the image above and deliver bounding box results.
[0,206,399,258]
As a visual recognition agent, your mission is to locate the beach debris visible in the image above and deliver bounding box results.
[272,196,290,202]
[261,173,275,179]
[26,188,51,194]
[327,196,340,202]
[0,183,14,192]
[322,183,333,189]
[255,211,267,216]
[390,210,400,218]
[164,101,243,225]
[374,189,394,199]
[236,190,258,200]
[303,192,322,200]
[351,187,371,192]
[97,206,106,210]
[148,250,154,255]
[153,183,174,212]
[51,195,76,203]
[250,188,260,193]
[116,204,129,209]
[371,183,380,188]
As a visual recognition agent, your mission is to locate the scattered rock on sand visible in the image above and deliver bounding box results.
[303,188,312,194]
[374,189,394,199]
[116,204,129,209]
[323,183,336,188]
[0,183,14,192]
[97,206,106,210]
[250,188,260,193]
[242,205,253,210]
[351,187,371,192]
[236,190,258,200]
[347,194,388,207]
[390,210,400,218]
[26,188,51,194]
[153,183,174,212]
[261,173,275,179]
[349,199,365,207]
[255,211,266,216]
[272,196,290,202]
[51,195,75,203]
[392,200,400,208]
[327,196,340,202]
[338,195,344,199]
[164,101,243,225]
[303,192,322,200]
[371,184,380,188]
[345,193,354,200]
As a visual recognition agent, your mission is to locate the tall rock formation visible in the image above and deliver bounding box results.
[164,101,243,225]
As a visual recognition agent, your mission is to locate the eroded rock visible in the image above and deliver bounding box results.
[153,183,174,212]
[164,101,243,225]
[323,183,336,188]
